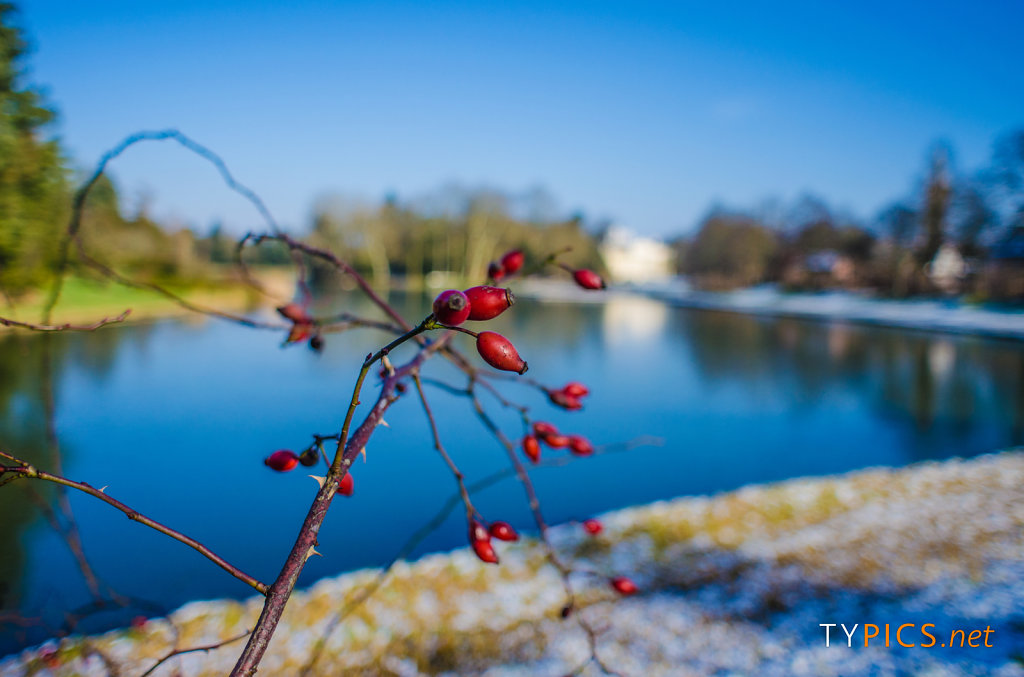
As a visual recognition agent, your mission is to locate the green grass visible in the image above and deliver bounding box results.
[3,275,263,326]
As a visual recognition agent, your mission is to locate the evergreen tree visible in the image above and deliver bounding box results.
[0,2,67,297]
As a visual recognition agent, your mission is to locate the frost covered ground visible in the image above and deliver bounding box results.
[644,283,1024,340]
[3,452,1022,676]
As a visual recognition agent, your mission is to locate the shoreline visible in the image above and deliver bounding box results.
[517,279,1024,341]
[0,270,296,329]
[3,451,1021,675]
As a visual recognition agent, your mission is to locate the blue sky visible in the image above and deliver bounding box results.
[15,0,1024,238]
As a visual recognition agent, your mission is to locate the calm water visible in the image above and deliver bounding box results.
[2,292,1023,653]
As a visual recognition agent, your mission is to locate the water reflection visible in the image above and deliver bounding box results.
[1,294,1022,653]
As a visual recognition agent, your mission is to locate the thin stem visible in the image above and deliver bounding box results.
[139,629,251,677]
[0,310,130,332]
[437,324,479,339]
[411,373,477,521]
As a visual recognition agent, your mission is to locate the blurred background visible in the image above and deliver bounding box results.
[1,0,1023,665]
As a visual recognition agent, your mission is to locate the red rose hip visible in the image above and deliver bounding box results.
[487,261,506,281]
[472,539,499,564]
[433,289,471,325]
[583,518,603,535]
[464,286,515,321]
[572,269,606,290]
[610,576,638,596]
[265,450,299,472]
[476,331,528,374]
[338,472,354,496]
[543,434,571,449]
[568,435,594,457]
[277,303,311,324]
[500,249,524,274]
[522,434,541,463]
[469,520,499,564]
[532,421,559,439]
[488,521,519,541]
[562,382,590,398]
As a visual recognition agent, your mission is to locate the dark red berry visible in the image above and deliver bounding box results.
[560,604,574,618]
[533,421,559,439]
[548,389,583,410]
[469,519,490,544]
[131,616,148,630]
[568,435,594,457]
[476,331,528,374]
[472,539,500,564]
[522,435,541,463]
[487,261,506,281]
[488,521,519,541]
[298,447,321,467]
[500,250,524,275]
[572,269,606,290]
[469,520,499,564]
[433,289,471,325]
[583,518,603,535]
[338,472,354,496]
[265,450,299,472]
[277,303,311,324]
[464,285,515,321]
[611,576,638,595]
[544,434,571,449]
[562,382,589,398]
[287,322,313,343]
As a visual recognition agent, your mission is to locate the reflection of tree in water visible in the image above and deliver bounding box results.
[0,333,60,615]
[0,326,143,629]
[673,308,1024,456]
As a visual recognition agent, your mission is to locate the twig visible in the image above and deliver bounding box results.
[0,310,130,332]
[411,372,478,521]
[139,629,251,677]
[44,129,281,323]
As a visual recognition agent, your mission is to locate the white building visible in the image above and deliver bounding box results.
[599,227,674,284]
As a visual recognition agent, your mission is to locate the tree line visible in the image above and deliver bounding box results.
[675,134,1024,299]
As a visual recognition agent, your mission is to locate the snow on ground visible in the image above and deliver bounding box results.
[644,282,1024,340]
[3,452,1022,676]
[517,278,1024,340]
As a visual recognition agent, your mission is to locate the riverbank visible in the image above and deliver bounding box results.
[3,451,1021,676]
[515,278,1024,340]
[639,282,1024,341]
[0,270,296,328]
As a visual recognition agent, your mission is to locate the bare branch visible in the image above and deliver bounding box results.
[139,629,251,677]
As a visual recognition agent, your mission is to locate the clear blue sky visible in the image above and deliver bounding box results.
[15,0,1024,238]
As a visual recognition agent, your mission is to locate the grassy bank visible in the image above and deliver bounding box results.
[1,270,296,327]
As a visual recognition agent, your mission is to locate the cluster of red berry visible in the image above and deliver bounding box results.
[521,421,594,463]
[432,284,527,374]
[266,246,636,604]
[468,518,519,564]
[486,249,525,282]
[264,449,355,496]
[546,381,590,411]
[276,302,323,351]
